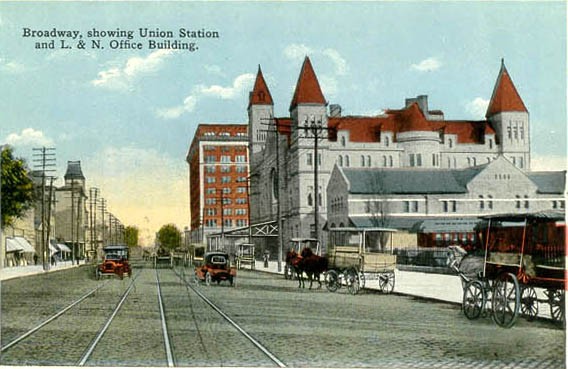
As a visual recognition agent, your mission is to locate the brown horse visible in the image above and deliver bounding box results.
[285,249,304,288]
[298,247,328,289]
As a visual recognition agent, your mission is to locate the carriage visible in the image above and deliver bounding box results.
[326,227,397,295]
[95,245,131,280]
[194,251,237,286]
[236,243,255,270]
[284,238,319,279]
[450,211,565,328]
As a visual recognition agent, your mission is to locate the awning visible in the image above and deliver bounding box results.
[6,238,24,252]
[58,244,72,252]
[14,237,36,253]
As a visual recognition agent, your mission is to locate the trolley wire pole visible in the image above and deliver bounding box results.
[32,147,56,270]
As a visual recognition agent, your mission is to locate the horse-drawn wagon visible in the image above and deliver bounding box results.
[449,211,565,327]
[326,227,397,295]
[235,243,255,270]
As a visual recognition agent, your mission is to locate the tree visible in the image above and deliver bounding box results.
[124,226,139,248]
[156,223,181,251]
[1,146,35,227]
[365,170,391,252]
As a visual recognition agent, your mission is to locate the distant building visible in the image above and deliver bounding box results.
[248,57,562,254]
[55,161,88,259]
[186,124,250,248]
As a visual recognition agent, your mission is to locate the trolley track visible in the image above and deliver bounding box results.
[168,266,286,367]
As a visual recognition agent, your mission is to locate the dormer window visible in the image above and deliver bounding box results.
[258,91,265,101]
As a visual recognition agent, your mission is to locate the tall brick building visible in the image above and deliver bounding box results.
[186,124,249,246]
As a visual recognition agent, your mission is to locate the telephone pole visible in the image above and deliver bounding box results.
[32,147,56,270]
[99,198,107,247]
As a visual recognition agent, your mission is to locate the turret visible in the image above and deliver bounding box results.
[247,65,274,155]
[486,59,530,169]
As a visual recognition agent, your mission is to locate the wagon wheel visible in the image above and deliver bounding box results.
[326,270,340,292]
[379,271,395,294]
[346,268,360,295]
[205,272,212,286]
[462,280,485,320]
[547,289,565,324]
[491,272,520,328]
[520,286,538,321]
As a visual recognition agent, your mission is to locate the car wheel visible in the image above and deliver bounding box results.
[205,272,212,286]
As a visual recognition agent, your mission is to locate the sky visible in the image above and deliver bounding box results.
[1,1,566,246]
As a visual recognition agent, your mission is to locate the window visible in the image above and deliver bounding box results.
[382,156,387,167]
[307,153,313,166]
[524,195,529,209]
[236,198,247,204]
[236,155,246,163]
[479,195,485,210]
[220,155,231,163]
[221,166,230,173]
[206,188,216,195]
[451,201,457,212]
[516,195,521,209]
[416,154,422,167]
[235,208,247,215]
[205,155,216,163]
[308,193,313,207]
[223,208,232,216]
[345,155,350,167]
[222,197,232,205]
[389,156,393,167]
[206,166,216,173]
[236,219,248,227]
[338,156,343,167]
[221,176,231,183]
[361,155,365,167]
[442,201,448,213]
[224,219,232,227]
[206,208,216,216]
[385,136,390,147]
[367,156,371,167]
[237,187,247,193]
[507,125,512,139]
[206,198,216,205]
[206,177,216,183]
[341,136,346,147]
[448,138,453,148]
[409,154,415,167]
[236,166,247,173]
[404,201,410,212]
[222,187,231,194]
[488,195,493,210]
[412,201,418,212]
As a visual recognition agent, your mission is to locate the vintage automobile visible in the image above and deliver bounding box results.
[95,245,132,280]
[194,251,236,286]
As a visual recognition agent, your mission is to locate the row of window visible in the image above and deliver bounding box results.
[206,176,248,184]
[204,155,247,163]
[205,197,247,205]
[203,131,247,137]
[204,219,248,227]
[205,208,247,216]
[206,165,247,173]
[339,135,391,147]
[206,187,247,194]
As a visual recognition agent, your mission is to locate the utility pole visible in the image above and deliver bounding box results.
[70,179,75,264]
[99,198,106,247]
[89,188,99,261]
[32,147,56,271]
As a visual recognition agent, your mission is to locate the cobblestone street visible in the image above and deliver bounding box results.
[1,261,565,368]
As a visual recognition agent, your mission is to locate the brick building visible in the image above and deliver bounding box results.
[186,124,250,248]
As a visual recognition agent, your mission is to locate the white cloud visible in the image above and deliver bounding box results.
[5,128,54,147]
[0,58,26,74]
[318,75,338,97]
[84,146,188,245]
[531,155,567,172]
[91,50,174,91]
[465,97,489,118]
[411,57,442,72]
[322,48,348,76]
[204,64,224,76]
[157,73,254,119]
[284,43,312,62]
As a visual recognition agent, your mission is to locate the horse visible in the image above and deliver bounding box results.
[285,249,303,288]
[298,247,328,289]
[446,245,484,286]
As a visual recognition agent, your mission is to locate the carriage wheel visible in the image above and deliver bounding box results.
[491,273,520,328]
[548,289,565,324]
[325,270,340,292]
[463,280,485,320]
[520,286,538,321]
[346,268,360,295]
[379,271,395,294]
[205,272,212,286]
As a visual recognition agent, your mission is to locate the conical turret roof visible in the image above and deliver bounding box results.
[248,65,273,108]
[486,59,527,118]
[64,161,85,180]
[289,56,326,111]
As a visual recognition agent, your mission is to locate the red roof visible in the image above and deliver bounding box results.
[326,104,495,145]
[275,118,292,145]
[486,60,527,117]
[289,57,326,111]
[248,65,273,108]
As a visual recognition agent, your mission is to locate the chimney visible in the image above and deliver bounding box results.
[405,95,429,114]
[329,104,342,117]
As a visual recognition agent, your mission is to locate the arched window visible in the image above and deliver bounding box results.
[307,193,313,207]
[361,155,365,167]
[389,156,393,167]
[382,156,387,167]
[345,155,350,167]
[385,136,390,147]
[479,195,485,210]
[338,156,343,167]
[367,156,371,167]
[341,136,346,147]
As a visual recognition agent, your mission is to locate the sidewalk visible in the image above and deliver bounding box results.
[255,260,555,320]
[0,260,87,281]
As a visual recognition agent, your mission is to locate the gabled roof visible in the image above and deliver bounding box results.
[486,60,528,118]
[342,167,474,195]
[248,65,273,108]
[528,171,566,194]
[289,56,326,111]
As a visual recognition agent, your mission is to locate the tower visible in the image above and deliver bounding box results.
[247,65,274,156]
[486,59,530,170]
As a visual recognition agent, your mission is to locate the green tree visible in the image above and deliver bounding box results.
[1,146,35,227]
[156,223,181,251]
[124,225,139,248]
